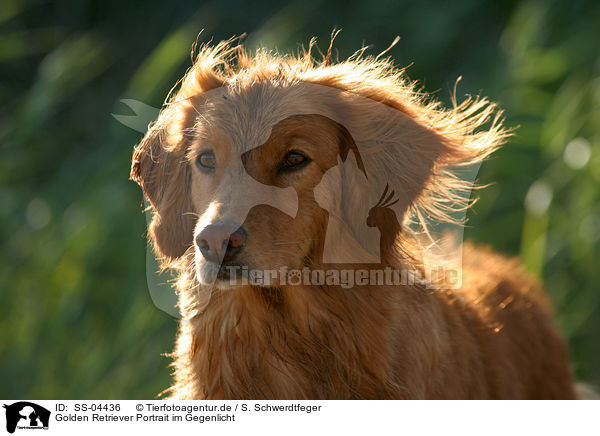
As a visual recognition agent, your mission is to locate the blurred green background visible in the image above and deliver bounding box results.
[1,0,598,398]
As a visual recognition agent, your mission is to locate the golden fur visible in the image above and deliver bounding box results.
[131,37,576,399]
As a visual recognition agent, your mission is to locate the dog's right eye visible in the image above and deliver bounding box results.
[196,151,216,171]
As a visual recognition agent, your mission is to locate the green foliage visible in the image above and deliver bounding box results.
[1,0,598,398]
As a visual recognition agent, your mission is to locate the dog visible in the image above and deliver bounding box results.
[130,37,577,399]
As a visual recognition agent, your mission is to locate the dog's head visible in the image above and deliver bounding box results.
[131,39,507,290]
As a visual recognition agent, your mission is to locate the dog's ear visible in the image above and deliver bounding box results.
[130,103,196,263]
[312,84,507,243]
[368,97,507,227]
[130,44,228,264]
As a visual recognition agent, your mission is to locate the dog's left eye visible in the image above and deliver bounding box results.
[196,151,216,171]
[281,151,309,170]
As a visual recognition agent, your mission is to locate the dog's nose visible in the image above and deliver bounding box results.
[195,222,247,263]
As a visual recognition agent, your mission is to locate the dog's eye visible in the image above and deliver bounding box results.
[196,151,216,171]
[281,151,309,170]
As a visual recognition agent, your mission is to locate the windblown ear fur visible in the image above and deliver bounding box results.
[311,84,508,264]
[306,82,508,237]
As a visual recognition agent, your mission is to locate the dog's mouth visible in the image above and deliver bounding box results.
[197,259,286,288]
[196,260,256,287]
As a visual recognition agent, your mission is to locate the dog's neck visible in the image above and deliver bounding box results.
[169,254,438,399]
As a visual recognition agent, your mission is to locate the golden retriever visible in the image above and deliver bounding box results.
[130,37,576,399]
